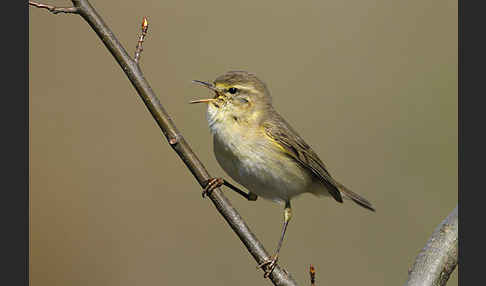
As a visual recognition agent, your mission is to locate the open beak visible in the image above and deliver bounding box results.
[190,80,218,104]
[189,98,215,104]
[192,80,217,91]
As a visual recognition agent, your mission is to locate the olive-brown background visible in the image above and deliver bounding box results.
[30,1,457,285]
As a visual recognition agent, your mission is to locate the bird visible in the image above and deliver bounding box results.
[190,70,375,277]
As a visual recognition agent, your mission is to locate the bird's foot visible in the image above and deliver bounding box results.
[202,177,224,198]
[257,255,279,278]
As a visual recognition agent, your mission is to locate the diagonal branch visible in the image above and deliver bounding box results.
[405,205,458,286]
[31,1,298,285]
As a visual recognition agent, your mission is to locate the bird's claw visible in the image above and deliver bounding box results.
[257,255,278,278]
[202,177,224,198]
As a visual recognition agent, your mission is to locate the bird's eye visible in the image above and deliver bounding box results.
[228,87,238,94]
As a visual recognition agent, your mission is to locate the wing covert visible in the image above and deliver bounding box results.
[262,113,343,203]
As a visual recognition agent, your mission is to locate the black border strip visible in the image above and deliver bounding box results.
[2,1,29,286]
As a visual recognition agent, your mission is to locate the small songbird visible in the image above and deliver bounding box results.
[191,71,375,277]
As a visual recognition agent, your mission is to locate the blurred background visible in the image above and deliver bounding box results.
[30,0,457,285]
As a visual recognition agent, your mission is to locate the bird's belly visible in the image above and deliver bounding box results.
[213,134,312,203]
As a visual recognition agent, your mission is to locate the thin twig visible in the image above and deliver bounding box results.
[309,265,316,286]
[31,1,298,285]
[405,206,458,286]
[134,17,148,64]
[29,1,78,14]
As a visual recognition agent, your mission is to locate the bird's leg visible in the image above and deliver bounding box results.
[258,201,292,278]
[223,179,258,201]
[202,177,258,201]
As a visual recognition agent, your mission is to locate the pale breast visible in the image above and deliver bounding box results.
[212,125,314,203]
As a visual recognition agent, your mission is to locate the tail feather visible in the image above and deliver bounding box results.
[337,183,375,212]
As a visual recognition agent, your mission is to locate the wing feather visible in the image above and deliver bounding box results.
[262,112,343,203]
[263,110,375,211]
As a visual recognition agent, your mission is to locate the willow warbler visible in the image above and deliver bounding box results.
[191,71,374,277]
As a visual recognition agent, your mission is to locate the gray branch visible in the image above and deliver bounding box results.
[31,1,298,285]
[405,205,458,286]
